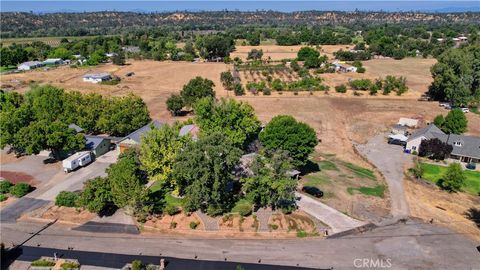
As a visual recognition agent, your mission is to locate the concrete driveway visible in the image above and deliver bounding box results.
[296,192,366,233]
[356,133,413,219]
[0,151,118,222]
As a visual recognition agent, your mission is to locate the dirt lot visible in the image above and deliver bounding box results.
[231,45,351,61]
[405,177,480,242]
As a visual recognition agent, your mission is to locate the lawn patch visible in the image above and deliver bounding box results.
[347,185,385,197]
[231,198,253,216]
[318,160,338,171]
[342,162,376,180]
[421,163,480,195]
[304,173,331,186]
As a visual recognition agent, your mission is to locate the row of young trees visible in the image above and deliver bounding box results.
[0,86,150,158]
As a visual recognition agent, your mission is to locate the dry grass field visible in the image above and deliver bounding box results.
[230,44,351,61]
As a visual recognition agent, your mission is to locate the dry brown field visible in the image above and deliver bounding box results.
[230,44,351,61]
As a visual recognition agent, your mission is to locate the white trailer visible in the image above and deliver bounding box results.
[62,151,92,173]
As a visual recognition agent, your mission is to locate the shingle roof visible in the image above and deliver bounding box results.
[121,120,163,144]
[179,124,199,138]
[447,134,480,159]
[84,135,109,150]
[408,124,444,141]
[68,123,84,133]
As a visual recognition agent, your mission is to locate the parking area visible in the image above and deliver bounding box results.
[356,133,413,219]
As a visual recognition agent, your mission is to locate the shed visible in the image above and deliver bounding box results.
[43,58,64,65]
[83,73,112,83]
[85,135,111,157]
[116,120,163,153]
[397,118,419,128]
[18,61,44,71]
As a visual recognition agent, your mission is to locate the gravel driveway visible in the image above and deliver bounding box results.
[356,133,413,219]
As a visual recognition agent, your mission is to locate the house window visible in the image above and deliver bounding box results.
[453,141,462,146]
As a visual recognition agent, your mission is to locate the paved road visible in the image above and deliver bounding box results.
[2,221,479,270]
[296,192,366,233]
[356,133,412,219]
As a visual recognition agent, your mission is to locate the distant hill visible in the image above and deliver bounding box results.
[1,10,479,38]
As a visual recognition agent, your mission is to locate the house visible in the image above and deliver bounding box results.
[332,61,357,73]
[397,117,419,128]
[68,123,84,133]
[179,124,199,140]
[43,58,64,65]
[17,61,44,71]
[84,135,111,157]
[83,73,112,83]
[116,120,163,153]
[391,124,408,135]
[405,124,480,163]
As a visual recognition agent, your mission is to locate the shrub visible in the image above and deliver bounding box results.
[296,229,308,238]
[349,79,372,90]
[190,221,199,229]
[234,83,245,96]
[9,183,32,198]
[269,224,279,230]
[356,67,366,73]
[165,205,180,216]
[263,88,271,95]
[170,221,177,229]
[438,163,465,192]
[335,84,347,93]
[131,260,143,270]
[0,181,13,194]
[31,260,56,267]
[0,194,7,202]
[61,262,80,270]
[55,191,79,207]
[166,94,184,116]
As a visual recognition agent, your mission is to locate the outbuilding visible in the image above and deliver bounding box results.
[85,135,111,157]
[43,58,64,65]
[17,61,44,71]
[83,73,112,83]
[116,120,163,153]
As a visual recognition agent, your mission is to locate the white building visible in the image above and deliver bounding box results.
[62,151,92,173]
[17,61,44,71]
[83,73,112,83]
[43,58,64,65]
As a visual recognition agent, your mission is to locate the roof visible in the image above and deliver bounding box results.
[68,123,84,133]
[408,124,444,141]
[120,120,163,144]
[18,61,43,67]
[84,135,110,150]
[83,73,111,79]
[179,124,199,138]
[388,134,408,142]
[447,134,480,159]
[43,58,62,63]
[392,124,408,130]
[398,118,419,127]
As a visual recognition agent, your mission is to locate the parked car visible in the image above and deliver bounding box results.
[439,102,450,108]
[388,138,406,146]
[466,163,476,170]
[461,107,470,113]
[302,186,324,198]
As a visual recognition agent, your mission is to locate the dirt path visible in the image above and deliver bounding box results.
[295,192,366,233]
[355,133,412,219]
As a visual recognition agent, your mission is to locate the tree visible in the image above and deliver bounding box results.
[233,83,245,96]
[180,77,215,107]
[193,97,261,148]
[173,133,242,216]
[166,94,184,116]
[241,150,297,211]
[439,163,465,192]
[303,56,322,69]
[433,114,445,127]
[140,123,189,189]
[418,138,453,160]
[78,177,113,214]
[442,109,467,134]
[297,47,320,61]
[259,115,318,167]
[247,49,263,60]
[9,183,32,198]
[112,50,125,65]
[0,181,13,194]
[246,33,261,46]
[48,47,72,59]
[107,149,149,215]
[220,71,234,90]
[195,34,234,59]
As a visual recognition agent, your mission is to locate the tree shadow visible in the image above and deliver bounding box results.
[98,204,118,217]
[465,208,480,228]
[299,160,320,175]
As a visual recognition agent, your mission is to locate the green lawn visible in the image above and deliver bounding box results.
[304,173,331,186]
[421,163,480,195]
[347,185,385,197]
[231,198,253,215]
[318,160,338,171]
[0,66,16,72]
[342,162,376,180]
[165,193,184,208]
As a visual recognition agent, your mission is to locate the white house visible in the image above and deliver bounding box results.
[405,124,444,153]
[83,73,112,83]
[43,58,64,65]
[17,61,44,71]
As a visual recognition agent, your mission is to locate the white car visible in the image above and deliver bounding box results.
[461,107,469,113]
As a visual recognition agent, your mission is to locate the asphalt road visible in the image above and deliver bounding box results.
[2,221,479,270]
[356,133,412,219]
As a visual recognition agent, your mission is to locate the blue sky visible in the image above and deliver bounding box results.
[1,1,479,13]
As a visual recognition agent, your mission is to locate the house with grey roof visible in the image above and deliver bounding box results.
[406,124,480,163]
[116,120,163,153]
[18,61,44,71]
[85,135,111,157]
[83,73,112,83]
[179,124,199,140]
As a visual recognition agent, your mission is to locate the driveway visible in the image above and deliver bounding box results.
[0,151,118,222]
[296,192,366,233]
[355,133,412,219]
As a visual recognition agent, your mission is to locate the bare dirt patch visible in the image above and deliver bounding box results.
[26,205,96,225]
[405,177,480,242]
[0,171,38,186]
[143,212,204,232]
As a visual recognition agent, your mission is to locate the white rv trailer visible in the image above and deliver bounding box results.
[62,151,92,173]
